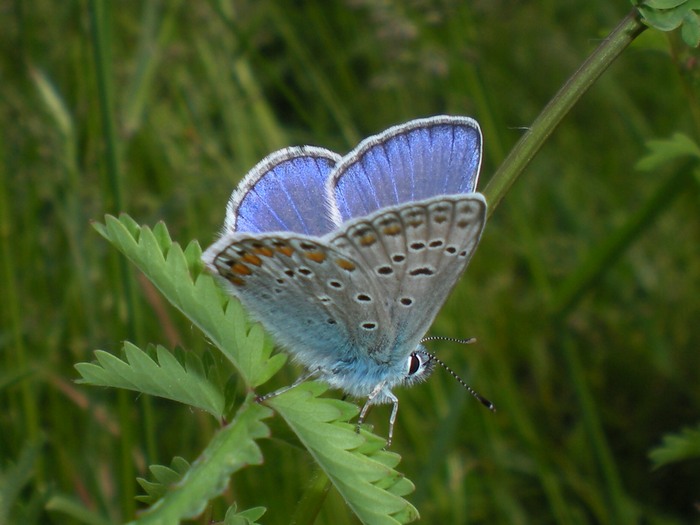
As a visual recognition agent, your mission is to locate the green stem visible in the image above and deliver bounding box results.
[89,0,139,518]
[483,9,647,215]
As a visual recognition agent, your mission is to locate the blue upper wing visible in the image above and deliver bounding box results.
[327,116,482,224]
[225,146,341,236]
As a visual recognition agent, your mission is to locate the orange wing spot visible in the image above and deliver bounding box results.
[382,224,402,236]
[241,253,263,266]
[271,242,294,256]
[227,275,246,286]
[359,234,377,246]
[277,246,294,256]
[407,220,423,228]
[250,245,274,257]
[305,251,326,263]
[335,258,356,271]
[433,215,448,224]
[230,262,253,276]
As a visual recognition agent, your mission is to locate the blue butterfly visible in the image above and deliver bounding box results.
[202,116,492,445]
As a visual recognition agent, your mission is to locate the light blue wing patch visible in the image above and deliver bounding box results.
[202,233,394,379]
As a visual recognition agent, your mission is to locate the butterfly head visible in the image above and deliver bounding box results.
[401,345,436,387]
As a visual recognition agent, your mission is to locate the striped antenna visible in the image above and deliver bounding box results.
[421,337,495,412]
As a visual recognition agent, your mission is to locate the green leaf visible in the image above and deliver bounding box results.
[136,457,191,504]
[75,343,226,419]
[224,504,267,525]
[130,398,271,524]
[643,0,687,8]
[638,4,687,31]
[636,132,700,170]
[93,215,286,388]
[649,423,700,469]
[269,383,419,525]
[636,0,700,44]
[0,437,45,525]
[681,9,700,45]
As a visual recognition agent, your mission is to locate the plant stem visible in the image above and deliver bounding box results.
[483,9,647,215]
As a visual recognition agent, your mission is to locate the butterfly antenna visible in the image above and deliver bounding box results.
[420,338,496,412]
[421,335,477,345]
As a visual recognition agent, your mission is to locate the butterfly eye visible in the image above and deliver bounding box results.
[407,353,422,376]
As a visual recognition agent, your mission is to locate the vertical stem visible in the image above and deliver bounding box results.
[484,10,647,215]
[88,0,138,517]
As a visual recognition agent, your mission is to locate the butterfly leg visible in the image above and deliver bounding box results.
[256,368,320,402]
[357,382,399,447]
[386,390,399,448]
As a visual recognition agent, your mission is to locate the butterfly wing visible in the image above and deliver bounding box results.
[202,232,393,374]
[327,116,482,225]
[225,146,341,235]
[329,194,486,357]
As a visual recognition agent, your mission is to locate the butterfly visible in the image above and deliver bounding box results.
[202,115,493,445]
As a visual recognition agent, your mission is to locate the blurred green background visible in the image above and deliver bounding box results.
[2,1,699,524]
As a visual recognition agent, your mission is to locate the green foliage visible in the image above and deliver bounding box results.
[269,383,419,524]
[636,132,700,170]
[636,0,700,45]
[76,344,227,419]
[79,215,418,524]
[650,424,700,468]
[128,399,270,525]
[91,215,285,388]
[223,504,266,525]
[136,457,191,504]
[0,438,46,525]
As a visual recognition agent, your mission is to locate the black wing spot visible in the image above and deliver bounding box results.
[356,293,372,303]
[377,265,394,276]
[399,297,414,306]
[409,267,435,277]
[361,322,377,331]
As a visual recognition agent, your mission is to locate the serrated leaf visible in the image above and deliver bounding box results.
[92,215,285,388]
[224,504,267,525]
[131,399,271,524]
[649,423,700,469]
[137,457,192,504]
[75,343,226,418]
[636,132,700,170]
[268,383,419,524]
